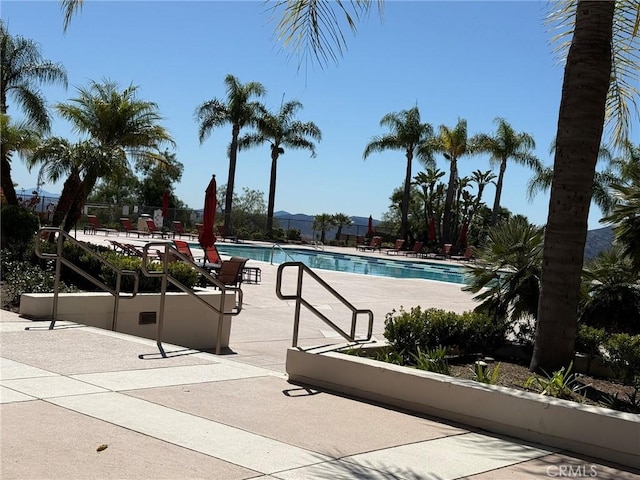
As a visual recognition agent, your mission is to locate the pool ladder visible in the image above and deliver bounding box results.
[270,243,298,264]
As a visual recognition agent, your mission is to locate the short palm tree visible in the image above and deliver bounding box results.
[1,114,41,202]
[463,216,544,324]
[0,21,67,205]
[238,100,321,237]
[363,107,434,241]
[470,117,539,226]
[427,118,471,244]
[313,213,335,243]
[54,79,173,228]
[196,75,266,235]
[332,212,353,241]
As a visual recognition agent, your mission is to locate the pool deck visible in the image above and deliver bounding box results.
[2,231,639,479]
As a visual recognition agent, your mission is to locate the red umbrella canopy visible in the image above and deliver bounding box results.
[367,215,374,236]
[459,222,469,247]
[199,175,217,249]
[162,190,169,217]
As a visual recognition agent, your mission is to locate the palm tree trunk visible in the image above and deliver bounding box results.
[442,159,458,244]
[266,148,279,237]
[400,152,413,240]
[50,171,81,228]
[530,0,613,373]
[224,125,240,235]
[491,160,507,226]
[0,152,19,205]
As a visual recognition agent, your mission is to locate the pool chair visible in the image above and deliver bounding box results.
[211,256,248,289]
[385,239,405,255]
[425,243,452,260]
[401,241,424,257]
[145,218,171,239]
[451,246,475,262]
[216,225,238,243]
[120,218,149,238]
[84,214,118,236]
[172,220,198,240]
[357,236,382,252]
[173,239,197,262]
[354,235,365,250]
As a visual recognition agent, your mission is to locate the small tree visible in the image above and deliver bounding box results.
[313,213,335,243]
[332,213,352,241]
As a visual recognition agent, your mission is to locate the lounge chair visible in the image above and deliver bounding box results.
[385,239,405,255]
[216,225,238,243]
[425,243,452,260]
[354,235,365,250]
[84,215,118,236]
[211,256,248,288]
[106,239,158,259]
[120,217,149,238]
[173,239,196,261]
[204,245,222,264]
[172,220,198,240]
[451,246,475,262]
[145,218,171,238]
[357,236,382,252]
[401,241,424,257]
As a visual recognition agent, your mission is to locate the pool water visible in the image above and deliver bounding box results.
[197,243,471,284]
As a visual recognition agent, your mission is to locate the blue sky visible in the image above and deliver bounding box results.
[2,1,616,228]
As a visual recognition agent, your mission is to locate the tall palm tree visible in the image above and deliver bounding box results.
[363,107,434,240]
[414,167,445,242]
[469,169,496,217]
[0,21,67,205]
[196,75,266,235]
[55,79,173,228]
[470,117,539,226]
[427,118,471,244]
[238,100,321,237]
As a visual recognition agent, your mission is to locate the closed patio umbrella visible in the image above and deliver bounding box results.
[199,175,217,249]
[367,215,374,236]
[428,217,436,242]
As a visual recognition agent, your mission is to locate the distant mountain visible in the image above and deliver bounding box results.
[17,188,60,199]
[584,225,614,261]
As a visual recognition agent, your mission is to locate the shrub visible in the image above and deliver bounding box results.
[575,324,608,357]
[383,307,508,363]
[604,333,640,385]
[0,205,39,256]
[287,228,301,241]
[1,260,76,309]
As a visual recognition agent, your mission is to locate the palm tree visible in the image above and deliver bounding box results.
[469,169,496,218]
[463,216,544,324]
[1,115,41,202]
[414,167,445,243]
[363,107,434,241]
[54,79,173,228]
[470,118,539,226]
[601,169,640,273]
[427,118,471,244]
[196,75,266,235]
[0,21,67,205]
[59,0,84,31]
[332,213,353,241]
[313,213,335,243]
[238,100,321,237]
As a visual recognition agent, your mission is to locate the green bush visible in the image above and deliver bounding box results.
[287,228,301,241]
[1,260,76,309]
[575,324,608,357]
[383,307,508,364]
[0,205,39,256]
[604,333,640,385]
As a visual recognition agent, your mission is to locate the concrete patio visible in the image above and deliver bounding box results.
[1,231,638,479]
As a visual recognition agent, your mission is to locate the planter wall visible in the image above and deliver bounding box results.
[20,292,235,350]
[286,347,639,469]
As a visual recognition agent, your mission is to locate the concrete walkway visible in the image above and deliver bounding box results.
[1,231,638,479]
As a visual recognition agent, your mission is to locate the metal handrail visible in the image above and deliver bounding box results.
[140,242,243,356]
[275,261,374,348]
[270,243,297,264]
[33,227,139,331]
[310,241,325,251]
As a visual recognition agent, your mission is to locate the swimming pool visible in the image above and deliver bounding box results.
[196,243,471,284]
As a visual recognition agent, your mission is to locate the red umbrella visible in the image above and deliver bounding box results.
[162,190,169,217]
[367,215,374,236]
[199,175,217,249]
[428,217,436,242]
